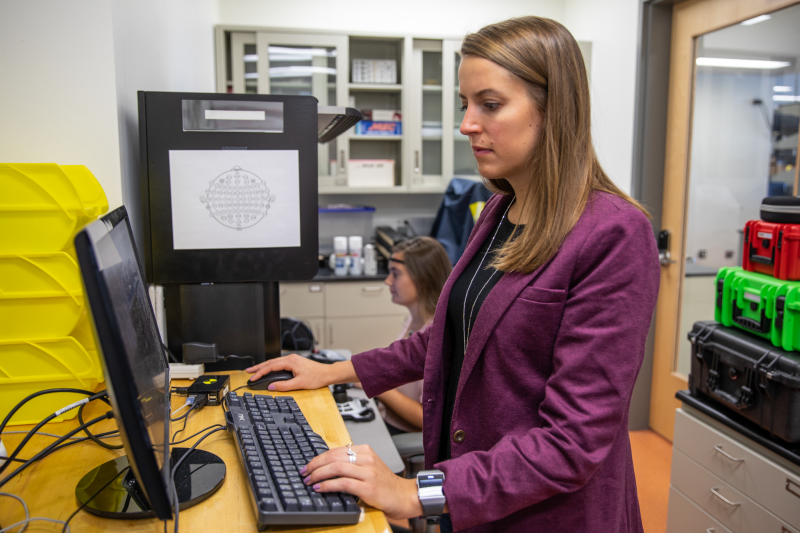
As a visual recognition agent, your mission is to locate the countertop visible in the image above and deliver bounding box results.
[284,266,389,283]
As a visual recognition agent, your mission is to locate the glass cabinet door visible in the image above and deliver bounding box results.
[256,33,349,186]
[410,39,444,189]
[444,41,479,179]
[230,33,258,94]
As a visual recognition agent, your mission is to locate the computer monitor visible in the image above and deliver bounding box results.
[74,205,224,520]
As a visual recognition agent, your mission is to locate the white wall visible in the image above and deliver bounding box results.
[218,0,565,37]
[111,0,219,252]
[564,0,642,194]
[0,0,123,207]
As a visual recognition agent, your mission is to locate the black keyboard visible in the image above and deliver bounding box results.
[224,391,361,528]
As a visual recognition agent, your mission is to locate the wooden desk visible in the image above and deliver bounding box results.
[0,371,390,532]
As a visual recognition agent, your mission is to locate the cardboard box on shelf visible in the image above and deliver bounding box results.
[347,160,395,188]
[352,59,397,84]
[362,109,401,122]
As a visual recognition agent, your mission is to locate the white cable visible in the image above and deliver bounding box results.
[171,397,193,416]
[0,517,69,533]
[54,398,90,417]
[0,492,29,533]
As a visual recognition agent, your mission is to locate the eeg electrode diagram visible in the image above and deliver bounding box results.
[200,166,276,230]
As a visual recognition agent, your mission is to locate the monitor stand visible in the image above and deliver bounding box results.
[75,448,225,519]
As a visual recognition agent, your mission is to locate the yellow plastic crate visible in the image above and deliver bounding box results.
[0,164,108,254]
[0,337,104,426]
[0,253,85,340]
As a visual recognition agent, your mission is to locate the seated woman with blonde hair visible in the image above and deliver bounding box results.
[376,236,452,434]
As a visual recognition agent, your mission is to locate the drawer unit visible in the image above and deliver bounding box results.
[325,281,404,318]
[673,409,800,527]
[279,282,325,318]
[667,486,732,533]
[671,450,798,533]
[327,315,409,354]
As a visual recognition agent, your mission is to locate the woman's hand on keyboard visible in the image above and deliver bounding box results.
[246,354,356,391]
[301,444,424,520]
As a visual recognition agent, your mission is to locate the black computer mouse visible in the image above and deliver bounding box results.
[247,370,295,390]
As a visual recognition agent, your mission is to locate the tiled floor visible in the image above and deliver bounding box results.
[388,429,674,533]
[630,429,673,533]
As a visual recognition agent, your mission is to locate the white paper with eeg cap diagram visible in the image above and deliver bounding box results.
[169,150,301,250]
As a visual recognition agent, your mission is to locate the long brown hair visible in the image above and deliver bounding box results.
[461,16,648,273]
[392,237,452,317]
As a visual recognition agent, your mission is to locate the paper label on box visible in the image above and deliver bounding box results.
[757,232,773,239]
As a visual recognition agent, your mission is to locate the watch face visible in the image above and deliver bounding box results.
[418,472,445,488]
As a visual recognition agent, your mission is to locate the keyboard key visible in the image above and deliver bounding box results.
[259,498,278,512]
[325,494,344,512]
[283,498,299,512]
[298,496,314,512]
[291,482,306,492]
[288,476,302,484]
[253,475,267,483]
[256,481,270,489]
[258,487,272,497]
[252,469,265,476]
[242,438,254,446]
[278,484,292,493]
[273,471,287,479]
[311,495,328,511]
[341,494,359,512]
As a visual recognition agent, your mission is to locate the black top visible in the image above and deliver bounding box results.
[439,214,520,461]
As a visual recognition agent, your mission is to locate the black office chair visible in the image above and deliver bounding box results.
[280,317,316,352]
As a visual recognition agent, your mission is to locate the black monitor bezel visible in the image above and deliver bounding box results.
[137,91,320,285]
[75,205,172,520]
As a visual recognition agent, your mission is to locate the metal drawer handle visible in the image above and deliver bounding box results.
[787,478,800,499]
[362,287,383,293]
[710,487,741,507]
[714,445,744,463]
[309,285,322,293]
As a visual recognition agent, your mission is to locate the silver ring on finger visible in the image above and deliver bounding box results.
[346,443,356,465]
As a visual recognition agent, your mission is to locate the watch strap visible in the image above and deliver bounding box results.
[417,469,446,517]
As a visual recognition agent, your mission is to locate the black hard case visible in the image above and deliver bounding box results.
[688,321,800,443]
[761,196,800,224]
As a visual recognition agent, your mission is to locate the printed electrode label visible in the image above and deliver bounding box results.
[757,232,773,239]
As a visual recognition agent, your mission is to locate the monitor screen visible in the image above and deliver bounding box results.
[75,206,172,519]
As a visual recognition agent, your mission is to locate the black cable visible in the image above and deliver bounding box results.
[170,427,226,533]
[0,390,109,477]
[170,424,224,446]
[0,430,121,465]
[0,388,100,439]
[0,456,27,463]
[78,397,123,450]
[61,465,130,533]
[163,343,181,364]
[232,384,250,393]
[170,404,196,444]
[222,354,255,364]
[0,411,113,490]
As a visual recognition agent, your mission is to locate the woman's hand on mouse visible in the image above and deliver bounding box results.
[246,355,357,391]
[300,444,425,520]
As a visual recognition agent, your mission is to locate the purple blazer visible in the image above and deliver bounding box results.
[352,192,660,532]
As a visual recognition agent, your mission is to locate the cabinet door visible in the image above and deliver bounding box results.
[279,282,324,318]
[325,281,405,318]
[409,39,445,190]
[327,315,408,353]
[256,32,349,186]
[444,39,479,179]
[230,32,257,94]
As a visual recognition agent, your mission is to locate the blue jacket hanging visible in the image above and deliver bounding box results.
[430,177,493,265]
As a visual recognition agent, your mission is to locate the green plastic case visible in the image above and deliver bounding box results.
[715,267,800,351]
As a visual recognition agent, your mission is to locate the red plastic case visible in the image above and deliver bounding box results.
[743,220,800,280]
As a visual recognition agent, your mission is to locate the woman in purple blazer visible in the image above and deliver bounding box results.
[248,16,660,532]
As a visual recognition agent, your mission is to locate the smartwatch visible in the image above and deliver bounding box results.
[416,469,446,517]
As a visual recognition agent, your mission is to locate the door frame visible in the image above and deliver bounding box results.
[635,0,800,441]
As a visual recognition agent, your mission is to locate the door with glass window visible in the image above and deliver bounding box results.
[650,0,800,440]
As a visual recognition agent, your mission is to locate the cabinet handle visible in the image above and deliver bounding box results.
[787,478,800,499]
[710,487,741,507]
[714,444,744,463]
[308,284,322,293]
[362,286,383,293]
[706,529,715,533]
[414,150,420,173]
[328,323,334,345]
[339,150,346,174]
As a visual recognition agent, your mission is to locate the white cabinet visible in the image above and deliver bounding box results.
[217,28,482,194]
[667,407,800,533]
[279,280,407,352]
